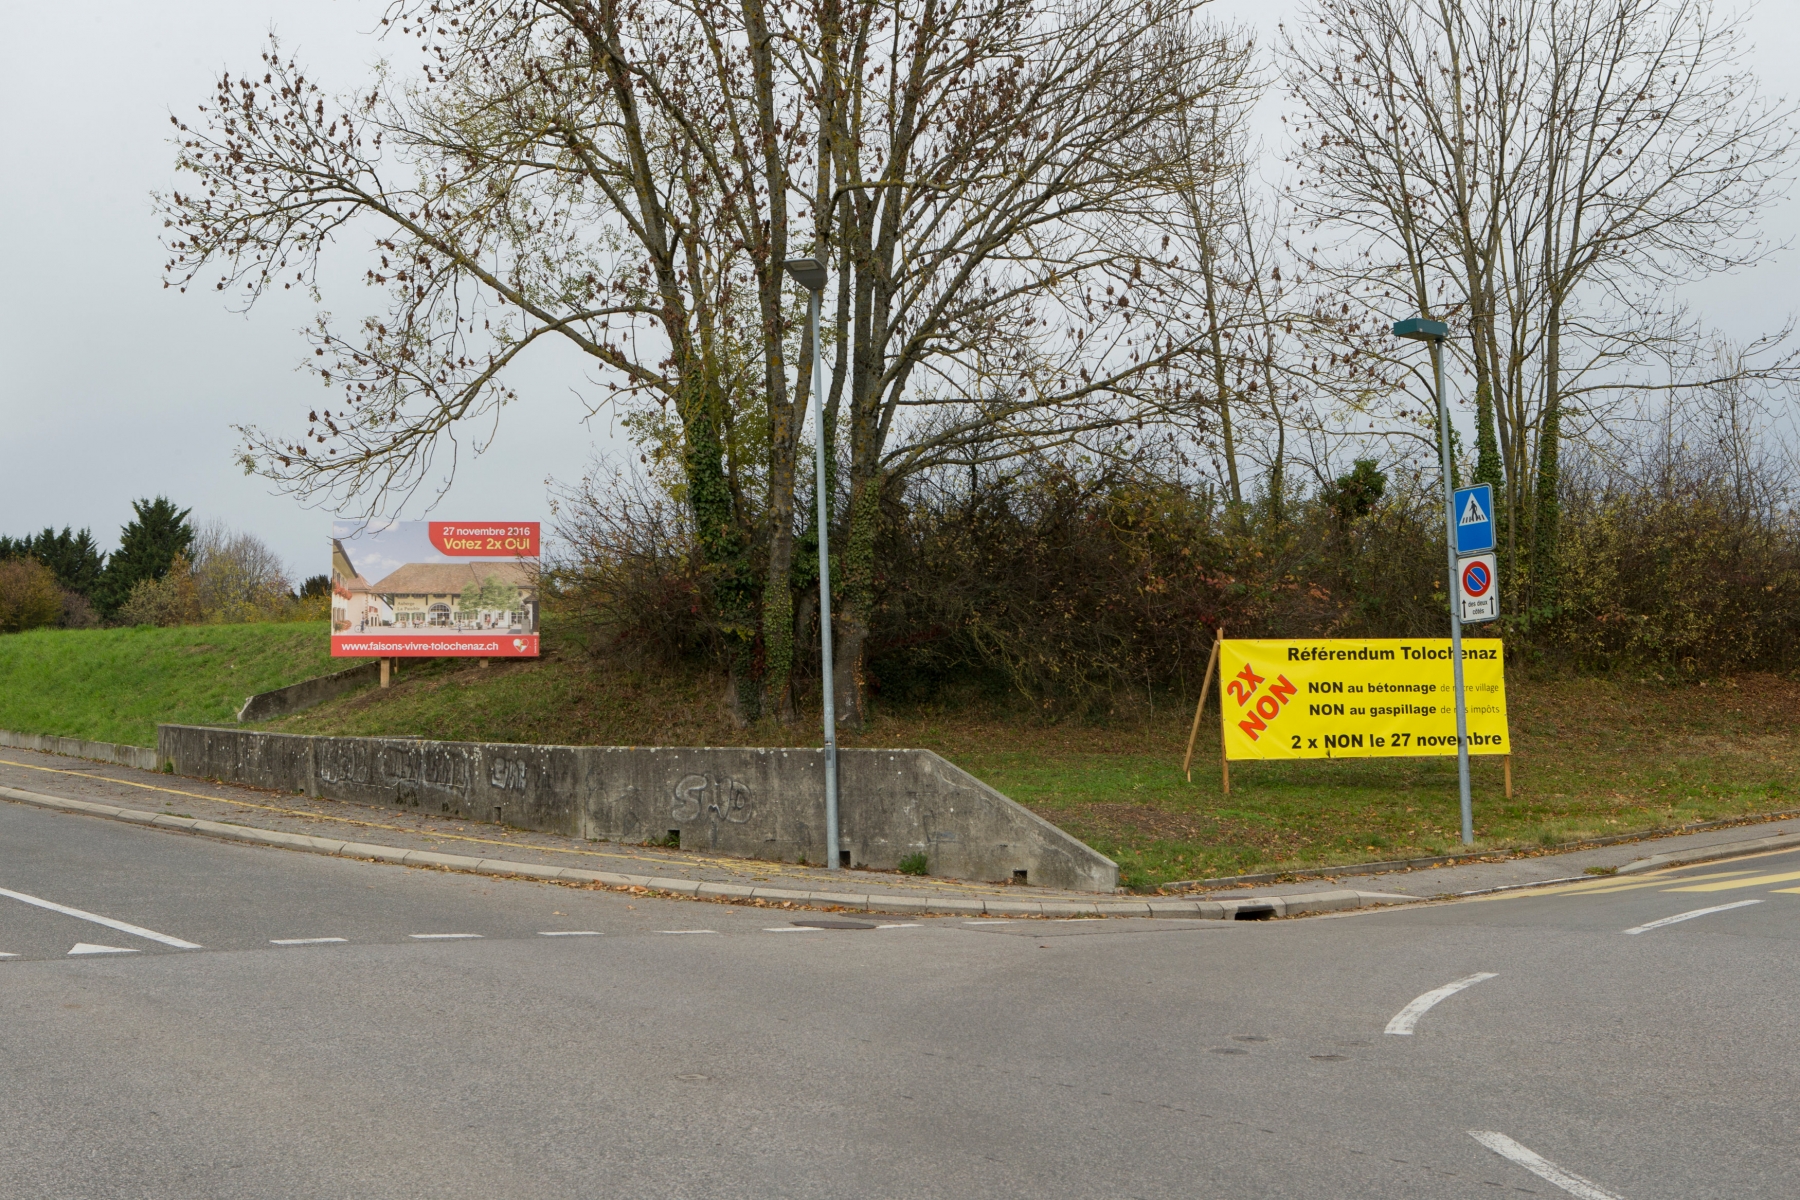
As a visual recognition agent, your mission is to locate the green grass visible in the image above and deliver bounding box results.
[953,674,1800,888]
[0,623,338,746]
[265,632,1800,888]
[8,620,1796,888]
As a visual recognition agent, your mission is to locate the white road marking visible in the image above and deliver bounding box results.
[763,926,824,933]
[409,933,483,940]
[538,930,602,937]
[656,929,719,935]
[0,886,201,949]
[1385,972,1499,1035]
[270,937,348,945]
[0,952,16,958]
[69,942,138,956]
[1469,1131,1625,1200]
[876,923,921,929]
[1623,898,1762,935]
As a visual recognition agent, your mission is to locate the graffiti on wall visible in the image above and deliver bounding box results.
[671,773,753,824]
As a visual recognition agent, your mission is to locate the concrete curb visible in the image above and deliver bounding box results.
[0,783,1409,920]
[1160,809,1800,891]
[1614,831,1800,875]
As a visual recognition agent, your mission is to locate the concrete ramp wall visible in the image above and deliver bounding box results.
[156,725,1119,892]
[0,729,160,772]
[236,663,381,724]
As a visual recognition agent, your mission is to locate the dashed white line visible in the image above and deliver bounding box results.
[876,923,922,929]
[0,886,201,949]
[1385,972,1499,1035]
[538,931,602,937]
[656,930,719,935]
[409,933,483,940]
[1623,899,1761,935]
[270,937,348,945]
[763,926,825,933]
[69,942,137,956]
[1469,1131,1625,1199]
[0,952,16,958]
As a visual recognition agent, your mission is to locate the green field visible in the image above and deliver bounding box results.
[0,623,337,746]
[4,621,1795,887]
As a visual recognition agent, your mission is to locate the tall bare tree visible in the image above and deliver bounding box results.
[162,0,819,718]
[163,0,1250,726]
[800,0,1242,725]
[1285,0,1796,609]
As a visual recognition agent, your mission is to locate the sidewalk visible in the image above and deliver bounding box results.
[2,743,1795,918]
[1201,813,1800,902]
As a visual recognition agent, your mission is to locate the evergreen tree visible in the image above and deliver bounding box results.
[10,527,107,597]
[97,498,195,615]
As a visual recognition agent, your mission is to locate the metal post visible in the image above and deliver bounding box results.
[809,285,840,869]
[1433,337,1474,845]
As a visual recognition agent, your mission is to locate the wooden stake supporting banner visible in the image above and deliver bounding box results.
[1504,754,1512,799]
[1182,627,1225,782]
[1222,756,1230,796]
[379,657,391,689]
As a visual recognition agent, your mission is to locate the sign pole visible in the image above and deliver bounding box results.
[783,255,840,869]
[1431,337,1475,845]
[810,283,840,870]
[1183,625,1223,782]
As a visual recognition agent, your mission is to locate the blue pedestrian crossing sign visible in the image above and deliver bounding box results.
[1454,484,1495,554]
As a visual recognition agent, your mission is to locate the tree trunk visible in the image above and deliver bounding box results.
[832,469,881,730]
[1532,306,1563,611]
[682,374,757,723]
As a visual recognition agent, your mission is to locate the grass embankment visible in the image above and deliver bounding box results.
[0,623,337,746]
[264,638,1800,888]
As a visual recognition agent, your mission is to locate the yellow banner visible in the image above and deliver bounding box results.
[1218,639,1509,761]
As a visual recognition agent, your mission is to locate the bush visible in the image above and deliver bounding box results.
[551,437,1800,718]
[0,559,63,633]
[1548,453,1800,673]
[117,553,203,627]
[59,591,100,629]
[548,465,716,665]
[190,520,297,623]
[865,455,1447,715]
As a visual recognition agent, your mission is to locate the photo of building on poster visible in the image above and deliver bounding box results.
[330,521,541,658]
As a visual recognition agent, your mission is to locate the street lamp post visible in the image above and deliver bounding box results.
[1393,316,1474,846]
[783,254,839,869]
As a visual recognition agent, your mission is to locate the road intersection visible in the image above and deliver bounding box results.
[3,794,1796,1197]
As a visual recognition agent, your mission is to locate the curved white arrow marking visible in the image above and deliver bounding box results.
[1623,899,1761,935]
[1385,972,1498,1035]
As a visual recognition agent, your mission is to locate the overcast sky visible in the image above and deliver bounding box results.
[2,0,1795,582]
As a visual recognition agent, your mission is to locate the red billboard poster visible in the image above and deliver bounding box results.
[329,520,541,658]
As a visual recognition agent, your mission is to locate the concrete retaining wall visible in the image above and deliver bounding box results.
[237,663,380,724]
[0,728,160,772]
[156,725,1118,891]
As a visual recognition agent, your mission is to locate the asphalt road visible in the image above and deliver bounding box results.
[2,798,1796,1199]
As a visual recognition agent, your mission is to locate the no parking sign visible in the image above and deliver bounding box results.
[1458,552,1498,623]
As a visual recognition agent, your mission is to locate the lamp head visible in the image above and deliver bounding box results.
[1392,317,1449,342]
[783,256,829,291]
